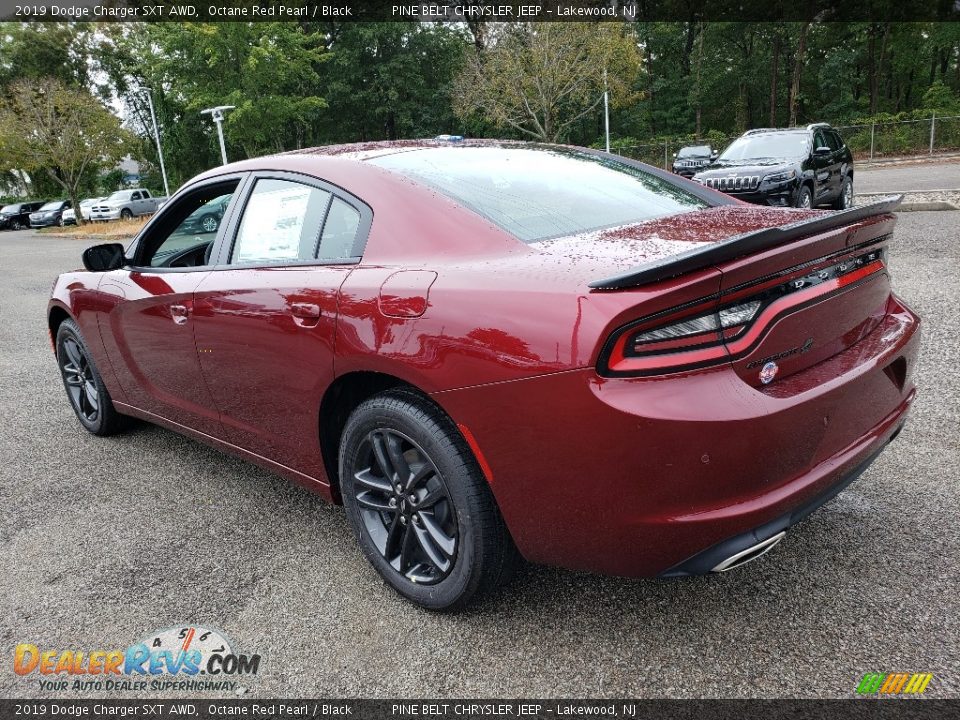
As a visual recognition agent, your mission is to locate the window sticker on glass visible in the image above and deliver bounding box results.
[232,180,328,264]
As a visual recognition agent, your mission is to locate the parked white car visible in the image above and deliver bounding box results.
[89,189,167,221]
[61,198,104,225]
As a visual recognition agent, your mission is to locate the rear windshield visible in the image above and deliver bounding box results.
[719,133,810,161]
[369,146,707,243]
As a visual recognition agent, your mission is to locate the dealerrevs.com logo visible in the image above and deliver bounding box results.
[856,673,934,695]
[14,626,261,693]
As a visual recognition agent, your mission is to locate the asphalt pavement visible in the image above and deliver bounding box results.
[1,210,957,699]
[856,156,960,193]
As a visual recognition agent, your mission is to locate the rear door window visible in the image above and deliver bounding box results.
[230,179,331,265]
[318,197,362,261]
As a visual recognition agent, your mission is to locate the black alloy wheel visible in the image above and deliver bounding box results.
[56,319,127,436]
[339,390,517,610]
[353,428,458,584]
[60,335,100,425]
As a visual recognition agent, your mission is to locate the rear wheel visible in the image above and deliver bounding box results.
[56,319,127,436]
[339,390,516,610]
[794,185,813,209]
[832,176,854,210]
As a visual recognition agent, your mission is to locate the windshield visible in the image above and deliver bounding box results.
[39,201,63,211]
[719,133,810,162]
[107,191,130,202]
[677,145,712,159]
[370,146,707,243]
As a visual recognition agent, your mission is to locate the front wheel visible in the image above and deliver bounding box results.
[339,390,516,610]
[120,208,133,220]
[199,214,219,233]
[794,185,813,209]
[11,219,23,230]
[56,319,128,436]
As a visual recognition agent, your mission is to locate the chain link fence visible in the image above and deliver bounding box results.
[613,115,960,169]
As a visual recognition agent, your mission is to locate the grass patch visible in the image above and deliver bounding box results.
[39,217,149,241]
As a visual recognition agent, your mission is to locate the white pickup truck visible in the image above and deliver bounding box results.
[89,189,167,221]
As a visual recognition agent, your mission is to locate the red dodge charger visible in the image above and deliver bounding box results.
[48,141,919,610]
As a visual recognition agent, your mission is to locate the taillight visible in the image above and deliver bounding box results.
[598,247,886,377]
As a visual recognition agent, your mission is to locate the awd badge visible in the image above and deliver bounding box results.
[759,361,779,385]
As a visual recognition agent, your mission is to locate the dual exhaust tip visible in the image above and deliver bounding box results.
[711,531,787,573]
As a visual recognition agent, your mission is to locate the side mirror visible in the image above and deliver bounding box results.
[672,152,677,158]
[814,146,831,155]
[82,243,126,272]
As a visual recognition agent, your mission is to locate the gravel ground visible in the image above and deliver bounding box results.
[1,213,958,700]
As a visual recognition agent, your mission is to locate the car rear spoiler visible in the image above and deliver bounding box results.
[588,195,903,291]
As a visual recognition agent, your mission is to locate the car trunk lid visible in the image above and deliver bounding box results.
[586,197,901,382]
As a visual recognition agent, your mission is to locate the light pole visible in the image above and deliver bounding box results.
[603,67,611,154]
[200,105,236,165]
[137,87,170,197]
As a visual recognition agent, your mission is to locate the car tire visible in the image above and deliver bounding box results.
[120,209,133,220]
[794,185,813,209]
[56,319,128,436]
[57,216,64,227]
[199,214,219,233]
[11,219,23,230]
[339,389,517,611]
[832,176,854,210]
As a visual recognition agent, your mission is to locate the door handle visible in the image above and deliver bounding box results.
[170,304,190,325]
[290,302,321,319]
[290,302,321,328]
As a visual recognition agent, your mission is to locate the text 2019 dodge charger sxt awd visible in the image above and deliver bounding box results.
[48,141,919,610]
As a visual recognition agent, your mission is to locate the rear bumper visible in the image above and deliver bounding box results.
[435,294,920,577]
[659,409,906,577]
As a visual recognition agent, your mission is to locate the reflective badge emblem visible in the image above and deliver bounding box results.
[759,361,779,385]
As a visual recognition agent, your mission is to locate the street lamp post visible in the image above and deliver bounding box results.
[138,87,170,197]
[200,106,236,165]
[603,67,611,154]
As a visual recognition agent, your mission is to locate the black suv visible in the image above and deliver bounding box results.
[0,201,46,230]
[672,144,717,178]
[692,124,854,209]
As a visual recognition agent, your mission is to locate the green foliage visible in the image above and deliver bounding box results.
[453,23,643,142]
[3,19,960,197]
[0,78,135,220]
[922,81,959,112]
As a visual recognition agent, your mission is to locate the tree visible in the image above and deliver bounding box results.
[320,23,468,142]
[453,23,642,142]
[0,79,133,225]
